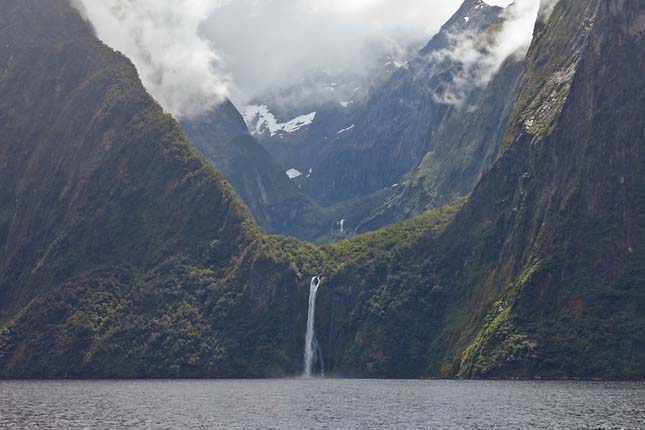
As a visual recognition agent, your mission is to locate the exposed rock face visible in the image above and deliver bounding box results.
[356,55,526,233]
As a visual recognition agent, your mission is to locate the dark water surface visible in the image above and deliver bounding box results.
[1,379,644,429]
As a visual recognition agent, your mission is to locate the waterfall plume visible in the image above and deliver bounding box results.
[304,276,322,377]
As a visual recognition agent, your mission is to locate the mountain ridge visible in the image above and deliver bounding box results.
[0,0,643,380]
[250,0,527,241]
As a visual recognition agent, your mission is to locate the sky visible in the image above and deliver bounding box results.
[72,0,541,119]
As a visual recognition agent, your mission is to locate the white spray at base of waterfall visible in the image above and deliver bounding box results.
[304,276,322,377]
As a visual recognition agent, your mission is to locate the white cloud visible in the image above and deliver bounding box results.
[72,0,231,119]
[201,0,465,105]
[70,0,547,116]
[483,0,514,6]
[433,0,540,106]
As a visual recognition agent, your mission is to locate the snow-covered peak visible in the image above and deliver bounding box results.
[243,105,316,137]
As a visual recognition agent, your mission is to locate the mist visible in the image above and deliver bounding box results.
[72,0,231,119]
[70,0,549,118]
[432,0,545,106]
[202,0,468,107]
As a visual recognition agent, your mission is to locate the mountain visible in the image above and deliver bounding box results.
[1,0,644,380]
[181,103,332,241]
[0,0,261,376]
[299,0,506,206]
[316,0,645,378]
[244,102,354,177]
[442,0,645,378]
[0,0,337,378]
[181,99,250,150]
[249,0,526,240]
[357,54,526,232]
[209,0,645,379]
[243,49,411,170]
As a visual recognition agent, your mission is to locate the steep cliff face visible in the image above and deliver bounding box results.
[436,0,645,378]
[357,55,525,232]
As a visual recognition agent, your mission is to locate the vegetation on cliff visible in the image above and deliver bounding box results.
[0,0,643,380]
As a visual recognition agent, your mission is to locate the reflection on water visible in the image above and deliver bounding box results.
[1,379,644,429]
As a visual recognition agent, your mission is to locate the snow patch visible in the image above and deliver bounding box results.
[244,105,316,137]
[286,168,303,179]
[337,125,355,135]
[385,59,408,69]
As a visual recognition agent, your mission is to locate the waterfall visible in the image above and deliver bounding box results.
[304,276,322,377]
[340,219,345,233]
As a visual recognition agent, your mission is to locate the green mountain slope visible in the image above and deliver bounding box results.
[320,0,645,379]
[444,0,645,378]
[0,0,260,377]
[0,0,643,380]
[314,0,645,379]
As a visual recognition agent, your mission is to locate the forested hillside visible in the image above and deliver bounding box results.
[0,0,643,380]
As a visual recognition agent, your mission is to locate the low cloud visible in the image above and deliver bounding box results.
[72,0,231,119]
[432,0,541,106]
[70,0,548,116]
[198,0,468,107]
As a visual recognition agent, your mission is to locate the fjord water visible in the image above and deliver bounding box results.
[1,380,644,429]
